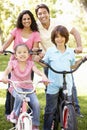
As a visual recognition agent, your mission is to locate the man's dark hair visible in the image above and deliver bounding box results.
[35,4,50,16]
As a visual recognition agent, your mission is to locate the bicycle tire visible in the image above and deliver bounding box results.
[23,117,32,130]
[63,104,78,130]
[17,116,32,130]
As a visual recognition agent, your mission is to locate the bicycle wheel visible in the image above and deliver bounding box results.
[17,116,32,130]
[23,117,32,130]
[63,104,77,130]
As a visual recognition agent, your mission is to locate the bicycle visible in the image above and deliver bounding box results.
[0,79,44,130]
[40,57,87,130]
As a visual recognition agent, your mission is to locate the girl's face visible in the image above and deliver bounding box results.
[15,45,29,62]
[54,33,66,47]
[22,14,32,28]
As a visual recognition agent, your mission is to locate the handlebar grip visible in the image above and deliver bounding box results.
[29,49,42,55]
[39,59,45,64]
[82,57,87,63]
[3,50,14,55]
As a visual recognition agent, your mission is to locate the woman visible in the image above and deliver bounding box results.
[0,10,41,118]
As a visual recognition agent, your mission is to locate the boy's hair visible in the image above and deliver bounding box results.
[51,25,69,45]
[14,44,29,53]
[16,10,38,31]
[35,4,50,16]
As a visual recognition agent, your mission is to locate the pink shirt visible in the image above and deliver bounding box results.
[8,60,34,93]
[11,28,41,50]
[10,28,41,60]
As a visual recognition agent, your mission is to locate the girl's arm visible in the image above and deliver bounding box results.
[32,64,49,84]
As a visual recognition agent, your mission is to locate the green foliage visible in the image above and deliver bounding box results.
[0,0,87,47]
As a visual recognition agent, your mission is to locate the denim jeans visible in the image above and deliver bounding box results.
[43,93,59,130]
[72,75,80,113]
[12,87,40,126]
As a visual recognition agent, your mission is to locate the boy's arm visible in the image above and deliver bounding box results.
[71,58,83,69]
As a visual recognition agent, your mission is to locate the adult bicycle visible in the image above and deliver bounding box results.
[40,57,87,130]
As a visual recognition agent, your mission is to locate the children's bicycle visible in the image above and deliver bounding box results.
[0,79,38,130]
[40,57,87,130]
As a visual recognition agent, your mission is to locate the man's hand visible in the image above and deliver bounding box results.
[74,46,83,54]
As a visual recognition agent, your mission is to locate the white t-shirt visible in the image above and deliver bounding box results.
[37,18,72,51]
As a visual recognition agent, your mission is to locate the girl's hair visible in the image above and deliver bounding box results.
[35,4,50,16]
[14,44,29,53]
[16,10,39,31]
[51,25,69,45]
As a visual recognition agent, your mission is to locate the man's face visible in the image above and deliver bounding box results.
[36,8,50,25]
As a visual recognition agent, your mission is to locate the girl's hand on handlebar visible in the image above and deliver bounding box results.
[42,75,50,86]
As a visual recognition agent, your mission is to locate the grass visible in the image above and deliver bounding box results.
[0,54,10,71]
[0,88,87,130]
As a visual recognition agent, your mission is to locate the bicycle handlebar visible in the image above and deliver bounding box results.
[39,57,87,74]
[3,49,42,55]
[0,79,49,95]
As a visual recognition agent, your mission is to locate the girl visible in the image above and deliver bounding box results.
[2,44,49,130]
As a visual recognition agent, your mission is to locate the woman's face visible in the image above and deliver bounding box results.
[22,14,32,28]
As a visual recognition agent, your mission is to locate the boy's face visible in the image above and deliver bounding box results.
[15,46,29,62]
[37,8,50,25]
[55,33,66,46]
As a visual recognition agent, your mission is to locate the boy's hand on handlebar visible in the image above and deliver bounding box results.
[33,52,45,62]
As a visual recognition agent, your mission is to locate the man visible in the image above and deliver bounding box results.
[35,3,83,118]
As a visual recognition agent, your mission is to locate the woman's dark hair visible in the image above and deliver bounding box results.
[35,4,50,16]
[51,25,69,45]
[16,10,38,31]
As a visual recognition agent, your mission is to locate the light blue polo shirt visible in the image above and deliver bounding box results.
[43,46,75,96]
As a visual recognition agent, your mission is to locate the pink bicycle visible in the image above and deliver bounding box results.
[0,79,36,130]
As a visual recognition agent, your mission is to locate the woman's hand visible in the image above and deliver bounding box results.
[1,77,8,84]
